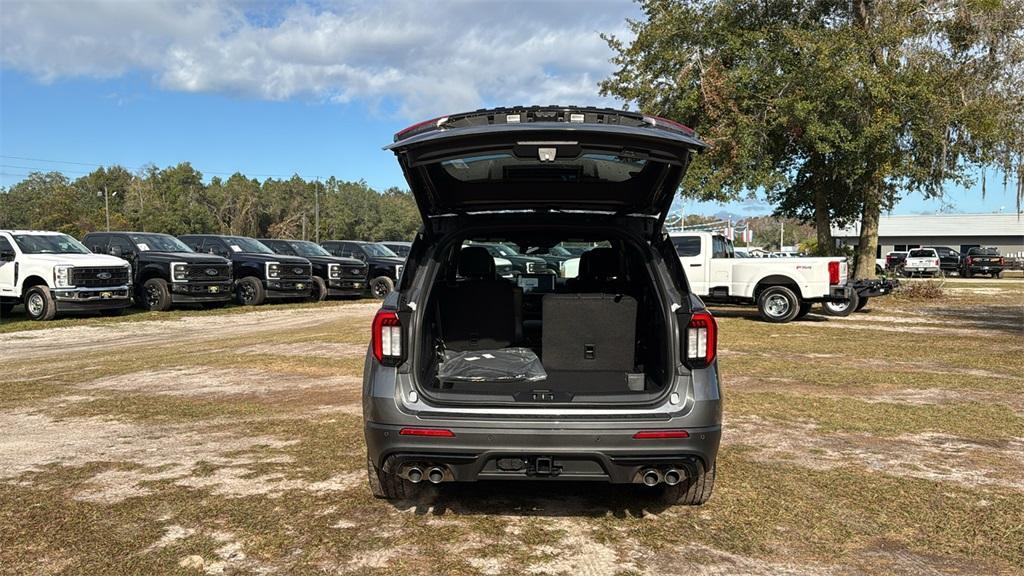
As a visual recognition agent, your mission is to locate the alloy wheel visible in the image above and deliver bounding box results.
[765,294,790,318]
[27,292,44,317]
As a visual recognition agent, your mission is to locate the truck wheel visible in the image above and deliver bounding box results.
[235,277,266,306]
[141,278,172,311]
[24,286,57,321]
[821,289,859,317]
[659,459,716,506]
[370,276,394,299]
[366,456,418,500]
[308,276,328,302]
[757,286,800,323]
[795,302,813,319]
[855,296,869,312]
[0,303,14,318]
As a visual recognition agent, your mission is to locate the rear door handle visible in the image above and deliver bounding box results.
[689,263,702,267]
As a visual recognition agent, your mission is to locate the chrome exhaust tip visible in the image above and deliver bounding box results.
[427,467,444,484]
[641,469,661,487]
[407,466,423,484]
[663,469,681,486]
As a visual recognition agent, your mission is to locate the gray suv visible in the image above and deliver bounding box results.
[363,107,721,506]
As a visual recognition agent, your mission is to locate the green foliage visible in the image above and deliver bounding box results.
[0,165,421,242]
[602,0,1024,277]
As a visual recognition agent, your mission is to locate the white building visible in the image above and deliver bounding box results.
[832,213,1024,258]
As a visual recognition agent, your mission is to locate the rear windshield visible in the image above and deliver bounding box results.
[908,249,935,258]
[967,247,999,256]
[671,236,701,257]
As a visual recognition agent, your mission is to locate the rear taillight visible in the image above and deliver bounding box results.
[934,259,940,267]
[966,256,973,265]
[686,311,717,366]
[633,430,689,439]
[372,310,403,365]
[999,257,1005,265]
[828,261,840,285]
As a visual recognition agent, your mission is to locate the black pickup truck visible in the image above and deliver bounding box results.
[82,231,233,311]
[259,238,367,300]
[960,247,1005,278]
[180,234,313,305]
[321,240,405,298]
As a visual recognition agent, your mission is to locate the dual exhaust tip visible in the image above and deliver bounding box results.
[405,465,445,484]
[642,468,682,487]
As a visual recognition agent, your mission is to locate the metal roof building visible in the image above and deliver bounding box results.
[832,213,1024,258]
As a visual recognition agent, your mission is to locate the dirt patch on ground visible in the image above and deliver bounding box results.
[726,416,1024,491]
[0,303,378,361]
[0,410,361,503]
[235,341,367,359]
[79,367,361,398]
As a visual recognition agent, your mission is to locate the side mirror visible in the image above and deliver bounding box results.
[0,250,15,262]
[110,246,123,257]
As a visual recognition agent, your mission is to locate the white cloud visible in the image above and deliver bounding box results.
[0,0,636,117]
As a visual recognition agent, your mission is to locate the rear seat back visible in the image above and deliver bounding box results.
[437,246,521,351]
[542,293,637,371]
[569,247,631,294]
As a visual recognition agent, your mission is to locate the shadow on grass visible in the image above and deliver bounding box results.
[393,480,676,518]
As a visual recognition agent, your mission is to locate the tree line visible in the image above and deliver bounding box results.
[0,163,423,242]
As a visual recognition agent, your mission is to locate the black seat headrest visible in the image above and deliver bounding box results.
[458,246,495,279]
[579,247,626,282]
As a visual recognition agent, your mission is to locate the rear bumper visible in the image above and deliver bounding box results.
[807,284,853,303]
[53,286,132,311]
[963,265,1003,274]
[366,421,721,484]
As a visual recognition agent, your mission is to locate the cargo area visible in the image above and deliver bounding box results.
[416,236,673,405]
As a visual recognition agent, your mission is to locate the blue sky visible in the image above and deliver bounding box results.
[1,0,1017,217]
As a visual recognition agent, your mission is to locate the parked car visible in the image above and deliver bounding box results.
[668,231,852,322]
[179,234,312,305]
[379,241,412,259]
[259,238,368,300]
[903,248,942,277]
[925,246,960,274]
[363,106,719,506]
[83,231,232,311]
[960,247,1005,278]
[320,240,405,298]
[468,241,550,276]
[885,251,908,273]
[0,230,132,321]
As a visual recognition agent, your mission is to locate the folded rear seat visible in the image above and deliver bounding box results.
[541,293,637,372]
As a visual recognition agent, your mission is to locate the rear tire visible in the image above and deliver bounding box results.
[854,296,869,312]
[821,289,858,317]
[370,276,394,299]
[366,456,418,500]
[756,285,800,323]
[235,277,266,306]
[140,278,172,312]
[659,459,716,506]
[308,276,328,302]
[24,286,57,321]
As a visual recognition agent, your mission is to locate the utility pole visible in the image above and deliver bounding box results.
[779,219,784,251]
[104,186,110,231]
[302,212,307,241]
[314,178,320,244]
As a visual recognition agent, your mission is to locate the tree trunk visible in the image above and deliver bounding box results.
[854,186,881,279]
[813,186,833,255]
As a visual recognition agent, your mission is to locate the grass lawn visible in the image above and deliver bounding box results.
[1,282,1021,575]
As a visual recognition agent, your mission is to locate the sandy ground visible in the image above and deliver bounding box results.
[1,292,1022,575]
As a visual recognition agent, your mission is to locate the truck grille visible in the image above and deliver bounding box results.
[281,264,312,280]
[343,266,367,278]
[71,266,130,288]
[187,264,231,281]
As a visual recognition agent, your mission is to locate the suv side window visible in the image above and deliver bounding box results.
[270,241,296,256]
[84,234,108,253]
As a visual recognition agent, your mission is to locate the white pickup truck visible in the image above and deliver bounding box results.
[668,232,853,322]
[0,230,132,321]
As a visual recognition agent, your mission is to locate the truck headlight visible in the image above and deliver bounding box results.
[54,265,74,288]
[172,262,189,282]
[266,262,280,279]
[328,264,341,279]
[125,264,132,282]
